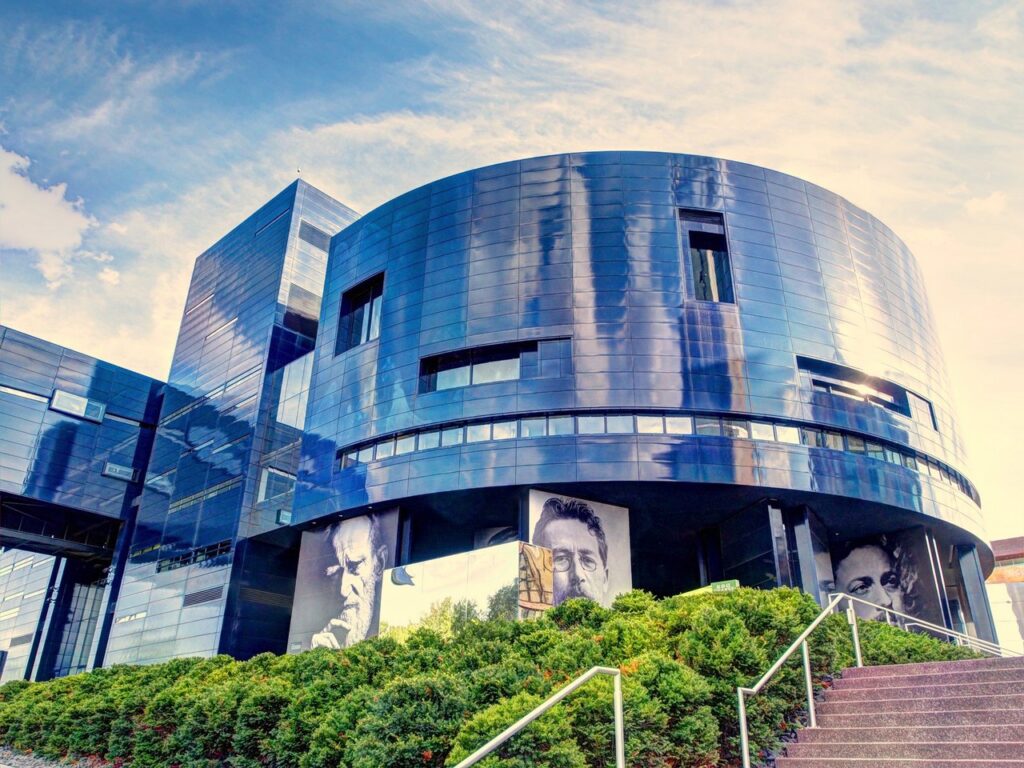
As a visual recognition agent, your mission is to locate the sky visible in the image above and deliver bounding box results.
[0,0,1021,540]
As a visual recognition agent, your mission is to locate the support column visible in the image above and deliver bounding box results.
[957,544,998,644]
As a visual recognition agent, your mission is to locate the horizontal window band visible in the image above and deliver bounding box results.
[335,409,978,506]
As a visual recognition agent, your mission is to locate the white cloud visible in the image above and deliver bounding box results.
[0,145,95,287]
[97,266,120,285]
[964,191,1008,218]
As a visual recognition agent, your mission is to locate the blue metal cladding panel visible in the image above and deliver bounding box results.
[297,152,985,544]
[104,181,359,666]
[0,325,161,518]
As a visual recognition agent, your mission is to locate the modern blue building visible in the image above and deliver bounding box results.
[0,154,999,680]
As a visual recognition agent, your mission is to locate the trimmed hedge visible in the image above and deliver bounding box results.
[0,588,978,768]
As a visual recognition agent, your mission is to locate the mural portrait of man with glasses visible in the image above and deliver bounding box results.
[532,496,612,605]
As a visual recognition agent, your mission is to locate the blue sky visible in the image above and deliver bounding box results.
[0,0,1021,538]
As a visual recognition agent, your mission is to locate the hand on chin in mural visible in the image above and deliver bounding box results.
[311,618,351,649]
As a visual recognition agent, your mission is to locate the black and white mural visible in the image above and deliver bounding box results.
[287,508,400,652]
[831,526,945,627]
[527,490,631,608]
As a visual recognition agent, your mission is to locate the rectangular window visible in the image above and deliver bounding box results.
[418,431,440,450]
[577,415,605,434]
[395,434,417,455]
[636,415,665,434]
[337,273,384,353]
[605,415,634,434]
[50,390,106,423]
[775,425,801,444]
[374,439,395,460]
[420,342,535,393]
[680,210,733,303]
[441,426,464,446]
[357,446,374,463]
[520,417,547,438]
[846,435,866,453]
[664,416,693,435]
[258,468,295,502]
[465,423,491,443]
[695,417,722,436]
[800,427,823,447]
[548,415,575,436]
[723,419,750,439]
[750,421,775,441]
[492,420,517,440]
[824,431,844,450]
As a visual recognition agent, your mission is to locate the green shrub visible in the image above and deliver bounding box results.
[0,587,981,768]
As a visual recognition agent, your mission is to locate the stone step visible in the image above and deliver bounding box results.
[833,668,1024,689]
[797,725,1023,744]
[826,680,1020,701]
[785,742,1024,760]
[817,709,1024,728]
[817,693,1024,714]
[776,759,1024,768]
[840,656,1024,679]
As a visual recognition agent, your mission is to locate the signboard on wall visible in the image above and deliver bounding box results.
[527,490,631,607]
[287,509,400,652]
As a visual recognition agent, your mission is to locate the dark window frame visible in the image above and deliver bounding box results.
[679,209,735,303]
[336,272,384,354]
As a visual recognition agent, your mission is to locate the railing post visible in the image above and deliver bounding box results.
[846,601,863,668]
[613,670,625,768]
[737,688,751,768]
[801,640,816,728]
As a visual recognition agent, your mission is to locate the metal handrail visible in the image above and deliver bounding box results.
[451,665,625,768]
[737,592,1022,768]
[830,593,1023,659]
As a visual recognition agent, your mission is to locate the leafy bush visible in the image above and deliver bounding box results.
[0,587,980,768]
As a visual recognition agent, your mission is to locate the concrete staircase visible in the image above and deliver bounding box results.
[776,655,1024,767]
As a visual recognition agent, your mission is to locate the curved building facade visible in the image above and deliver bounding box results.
[289,151,994,648]
[0,157,999,679]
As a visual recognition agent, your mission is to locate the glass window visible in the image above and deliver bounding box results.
[695,417,721,436]
[665,416,693,435]
[548,415,575,436]
[636,415,664,434]
[520,417,547,438]
[465,423,491,443]
[681,210,734,303]
[357,446,375,463]
[258,468,296,502]
[824,431,844,450]
[800,427,822,447]
[473,356,520,385]
[884,448,902,464]
[337,273,384,353]
[50,390,106,423]
[395,434,417,455]
[865,442,885,461]
[441,426,464,446]
[436,362,471,391]
[846,435,866,453]
[901,453,918,471]
[723,419,750,439]
[375,439,395,460]
[605,415,634,434]
[775,425,800,444]
[342,450,359,468]
[418,431,440,450]
[750,421,775,440]
[492,420,517,440]
[577,415,605,434]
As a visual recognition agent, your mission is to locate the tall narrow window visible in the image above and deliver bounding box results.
[680,210,734,303]
[337,273,384,354]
